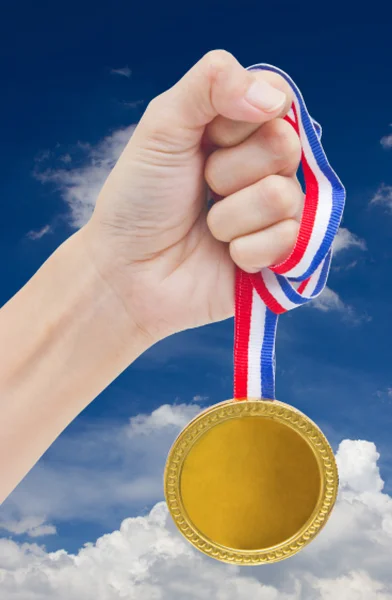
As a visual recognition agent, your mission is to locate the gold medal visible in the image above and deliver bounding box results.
[164,63,345,564]
[164,398,338,565]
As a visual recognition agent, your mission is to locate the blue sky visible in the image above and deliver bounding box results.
[1,2,392,597]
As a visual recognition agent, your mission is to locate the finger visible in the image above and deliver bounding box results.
[205,118,301,198]
[207,175,303,243]
[229,219,299,273]
[134,50,287,153]
[206,69,295,148]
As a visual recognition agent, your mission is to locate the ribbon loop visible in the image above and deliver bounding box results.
[234,64,346,400]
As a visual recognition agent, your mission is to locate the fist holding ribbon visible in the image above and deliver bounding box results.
[81,51,345,564]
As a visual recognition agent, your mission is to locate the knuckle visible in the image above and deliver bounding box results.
[204,155,218,192]
[261,175,301,219]
[264,119,302,167]
[206,204,228,242]
[280,219,300,245]
[284,128,302,166]
[204,153,224,194]
[203,49,235,75]
[261,174,283,204]
[207,121,236,148]
[229,238,245,266]
[229,239,259,273]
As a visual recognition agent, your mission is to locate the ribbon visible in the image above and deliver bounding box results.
[233,63,346,400]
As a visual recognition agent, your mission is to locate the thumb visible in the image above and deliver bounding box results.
[133,50,291,152]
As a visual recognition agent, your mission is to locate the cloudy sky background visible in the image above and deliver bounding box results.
[1,2,392,598]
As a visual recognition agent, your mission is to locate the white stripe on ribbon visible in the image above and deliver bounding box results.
[247,290,265,397]
[278,95,333,279]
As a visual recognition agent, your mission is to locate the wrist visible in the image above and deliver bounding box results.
[75,225,156,360]
[1,226,153,415]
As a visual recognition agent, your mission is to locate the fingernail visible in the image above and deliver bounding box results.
[245,80,286,113]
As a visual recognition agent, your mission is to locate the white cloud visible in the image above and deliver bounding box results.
[305,226,368,318]
[26,224,52,240]
[371,184,392,212]
[333,228,366,254]
[336,439,384,493]
[60,153,72,164]
[312,571,392,600]
[127,403,200,436]
[311,287,346,313]
[1,439,392,598]
[35,149,52,163]
[380,134,392,149]
[110,66,132,78]
[333,260,358,273]
[34,126,136,228]
[0,516,56,538]
[309,287,368,324]
[0,404,202,535]
[306,228,366,316]
[193,394,209,402]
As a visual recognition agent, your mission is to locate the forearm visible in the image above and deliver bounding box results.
[0,227,151,503]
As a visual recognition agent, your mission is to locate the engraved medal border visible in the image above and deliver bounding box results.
[164,399,339,565]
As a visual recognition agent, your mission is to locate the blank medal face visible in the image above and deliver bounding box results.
[165,400,338,564]
[180,415,321,550]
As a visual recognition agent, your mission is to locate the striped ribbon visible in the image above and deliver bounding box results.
[233,63,346,401]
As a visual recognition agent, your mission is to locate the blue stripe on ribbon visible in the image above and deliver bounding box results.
[276,274,310,305]
[295,186,345,282]
[244,63,345,401]
[311,118,322,140]
[260,308,278,399]
[248,63,345,283]
[311,250,332,297]
[275,249,332,305]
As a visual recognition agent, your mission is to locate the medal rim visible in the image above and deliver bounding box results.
[164,398,339,565]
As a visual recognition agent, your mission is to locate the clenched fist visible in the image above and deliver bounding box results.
[81,50,303,344]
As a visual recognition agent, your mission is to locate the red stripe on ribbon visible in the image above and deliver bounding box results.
[233,268,253,400]
[250,271,287,315]
[270,103,320,275]
[297,277,310,294]
[285,115,296,128]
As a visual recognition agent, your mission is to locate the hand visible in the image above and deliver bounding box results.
[81,50,303,344]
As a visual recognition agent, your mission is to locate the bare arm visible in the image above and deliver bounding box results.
[0,228,150,503]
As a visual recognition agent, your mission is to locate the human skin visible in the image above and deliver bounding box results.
[0,50,303,503]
